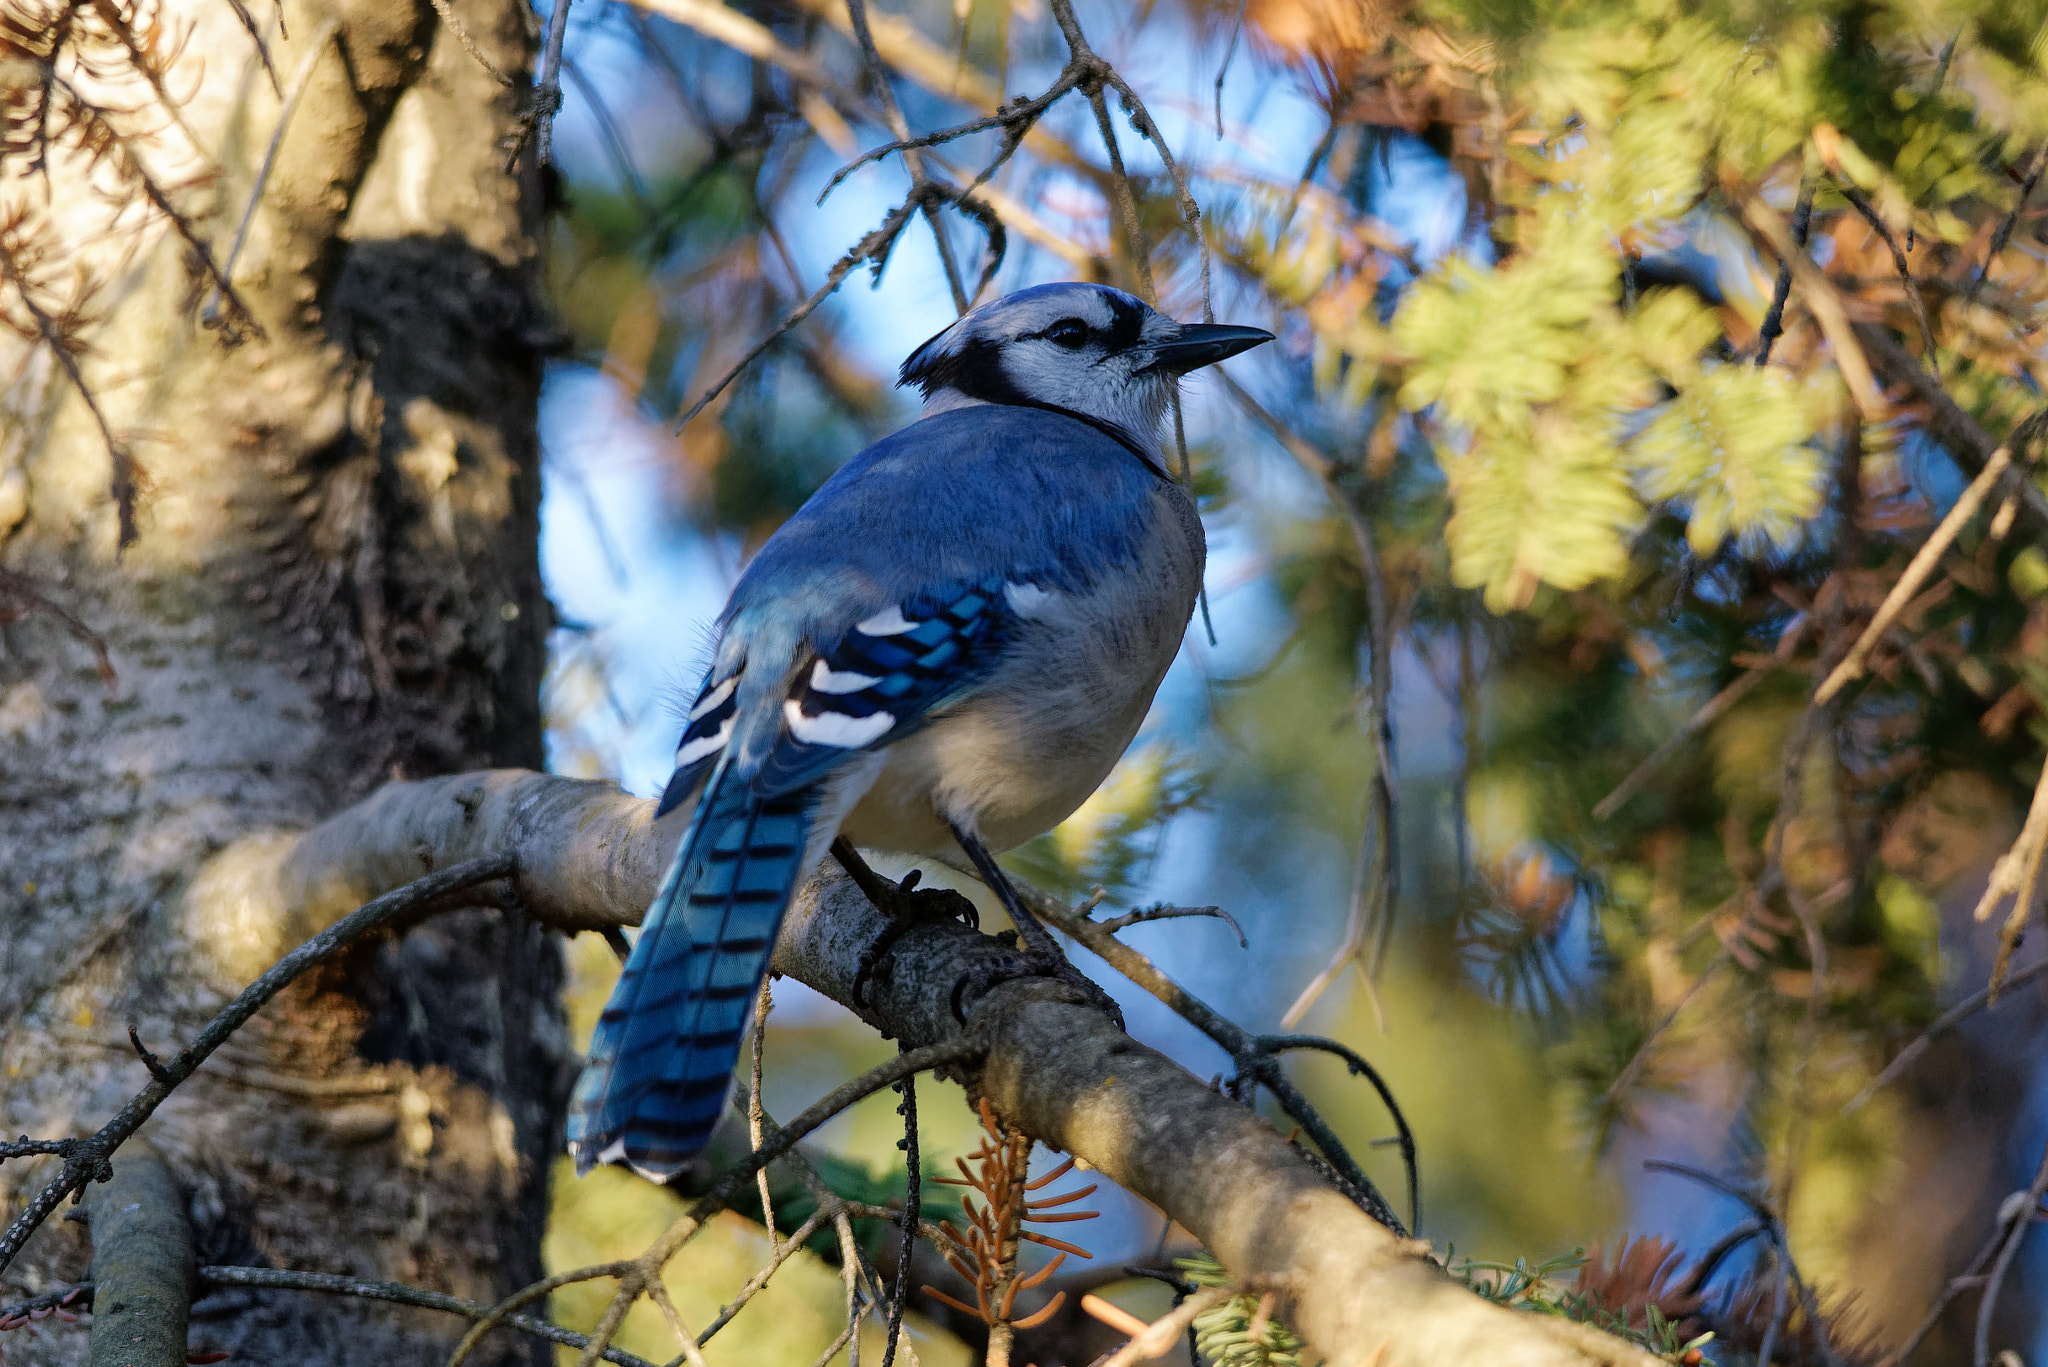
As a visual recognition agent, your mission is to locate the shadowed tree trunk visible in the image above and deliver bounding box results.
[0,1,561,1361]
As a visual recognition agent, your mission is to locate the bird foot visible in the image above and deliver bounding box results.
[851,867,981,1008]
[948,941,1125,1029]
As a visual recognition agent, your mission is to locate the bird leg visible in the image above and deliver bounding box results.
[835,837,981,1009]
[946,822,1126,1030]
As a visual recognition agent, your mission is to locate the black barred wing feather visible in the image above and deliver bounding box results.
[753,579,1011,796]
[656,669,741,817]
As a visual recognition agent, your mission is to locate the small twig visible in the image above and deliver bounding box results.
[0,1137,77,1163]
[1094,902,1246,948]
[1028,886,1409,1235]
[506,0,573,170]
[427,0,515,86]
[1973,758,2048,994]
[844,0,968,312]
[1816,413,2047,702]
[1737,190,1882,418]
[1213,0,1250,137]
[1836,181,1939,375]
[1594,664,1776,821]
[1756,182,1813,366]
[1097,1285,1233,1367]
[191,1267,659,1367]
[203,18,340,331]
[1966,144,2046,306]
[1843,958,2048,1114]
[1602,949,1731,1109]
[0,854,515,1279]
[1975,1137,2048,1367]
[0,242,144,548]
[672,196,921,433]
[1873,1229,2006,1367]
[1257,1035,1418,1234]
[880,1063,917,1367]
[0,568,117,687]
[750,978,776,1238]
[222,0,282,96]
[1643,1161,1838,1367]
[562,57,654,217]
[817,70,1084,203]
[1224,377,1400,1012]
[1854,323,2048,537]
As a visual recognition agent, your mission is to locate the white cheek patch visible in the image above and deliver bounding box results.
[810,659,883,694]
[688,676,737,720]
[856,606,920,636]
[676,717,733,766]
[784,699,895,748]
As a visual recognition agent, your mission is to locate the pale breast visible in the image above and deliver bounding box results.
[839,482,1205,854]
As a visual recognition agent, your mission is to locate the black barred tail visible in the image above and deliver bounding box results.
[567,765,817,1178]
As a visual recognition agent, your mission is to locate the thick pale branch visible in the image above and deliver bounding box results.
[211,771,1659,1367]
[83,1153,192,1367]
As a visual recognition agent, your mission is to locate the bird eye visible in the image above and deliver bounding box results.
[1046,319,1089,349]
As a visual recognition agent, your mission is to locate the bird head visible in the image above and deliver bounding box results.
[899,282,1272,461]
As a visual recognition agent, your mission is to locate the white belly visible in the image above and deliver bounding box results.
[838,484,1203,854]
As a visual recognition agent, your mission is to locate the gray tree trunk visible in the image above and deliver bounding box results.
[0,1,559,1361]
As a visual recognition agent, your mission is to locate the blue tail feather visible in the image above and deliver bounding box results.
[569,765,818,1178]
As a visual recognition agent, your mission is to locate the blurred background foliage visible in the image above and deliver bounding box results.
[529,0,2048,1361]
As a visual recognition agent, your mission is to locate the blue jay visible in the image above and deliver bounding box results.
[569,282,1272,1179]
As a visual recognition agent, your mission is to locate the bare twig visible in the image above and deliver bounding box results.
[844,0,969,311]
[1973,757,2048,994]
[1097,1285,1233,1367]
[427,0,516,86]
[1222,376,1401,1014]
[0,568,116,687]
[1816,412,2047,702]
[203,19,341,330]
[0,855,515,1279]
[749,978,776,1239]
[1595,668,1770,821]
[880,1064,918,1367]
[1755,182,1813,366]
[1644,1161,1838,1367]
[1028,887,1411,1235]
[1872,1229,2005,1367]
[191,1267,660,1367]
[0,240,144,548]
[1737,190,1882,418]
[1843,957,2048,1115]
[1602,948,1731,1109]
[1094,902,1245,947]
[506,0,573,170]
[1854,323,2048,537]
[1975,1137,2048,1367]
[1966,144,2047,306]
[1836,182,1938,373]
[1213,0,1250,137]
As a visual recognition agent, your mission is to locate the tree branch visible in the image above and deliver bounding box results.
[83,1153,192,1367]
[184,770,1659,1366]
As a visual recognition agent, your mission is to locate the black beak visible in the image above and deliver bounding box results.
[1143,322,1275,374]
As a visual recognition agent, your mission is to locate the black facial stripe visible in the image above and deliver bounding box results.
[1102,293,1145,351]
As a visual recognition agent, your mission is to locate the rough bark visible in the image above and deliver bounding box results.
[209,770,1664,1367]
[0,0,558,1361]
